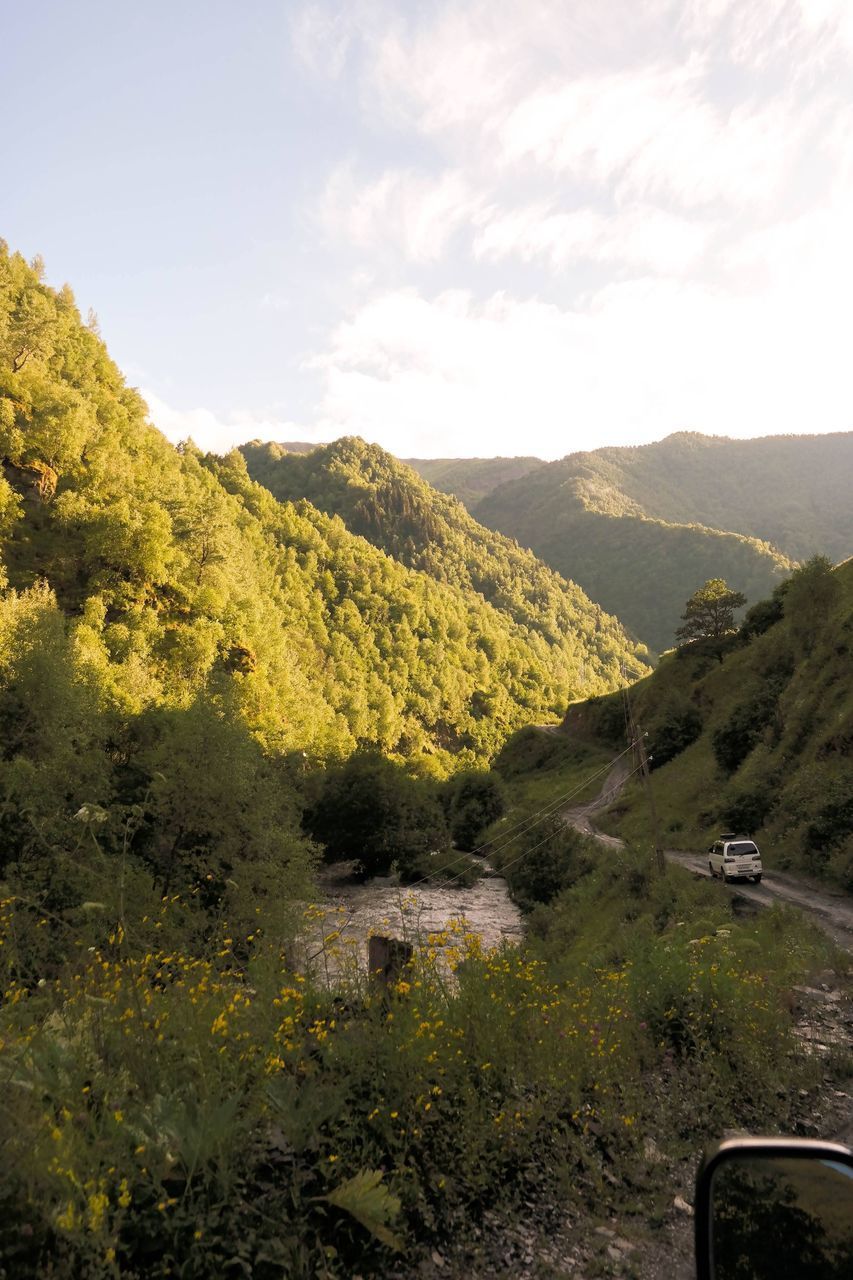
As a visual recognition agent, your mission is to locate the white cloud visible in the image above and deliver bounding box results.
[309,271,852,458]
[473,203,713,275]
[143,390,328,456]
[291,3,355,79]
[283,1,853,458]
[496,60,813,212]
[320,163,481,262]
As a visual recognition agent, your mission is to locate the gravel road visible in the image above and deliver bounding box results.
[563,759,853,951]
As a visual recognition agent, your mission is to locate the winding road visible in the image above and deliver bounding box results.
[562,759,853,951]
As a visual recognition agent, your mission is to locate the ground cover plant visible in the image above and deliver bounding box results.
[0,836,838,1278]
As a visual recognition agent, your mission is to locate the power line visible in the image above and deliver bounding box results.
[484,759,645,886]
[414,745,642,892]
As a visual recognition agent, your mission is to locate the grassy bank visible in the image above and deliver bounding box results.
[0,833,841,1278]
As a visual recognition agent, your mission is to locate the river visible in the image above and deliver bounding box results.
[302,862,524,982]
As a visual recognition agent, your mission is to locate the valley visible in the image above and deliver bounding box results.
[0,242,850,1278]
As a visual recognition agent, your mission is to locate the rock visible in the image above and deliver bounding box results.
[644,1136,665,1163]
[674,1195,694,1216]
[3,458,58,503]
[430,1250,445,1268]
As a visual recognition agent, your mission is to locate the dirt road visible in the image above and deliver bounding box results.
[563,760,853,951]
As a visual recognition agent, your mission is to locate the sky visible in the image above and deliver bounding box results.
[3,0,853,460]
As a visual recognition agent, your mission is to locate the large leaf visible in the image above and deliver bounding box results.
[322,1168,403,1252]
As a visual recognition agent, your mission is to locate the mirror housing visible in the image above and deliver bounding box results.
[695,1137,853,1280]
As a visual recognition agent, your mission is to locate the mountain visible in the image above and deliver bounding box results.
[573,554,853,889]
[542,431,852,563]
[471,433,848,652]
[0,244,647,834]
[240,437,649,695]
[404,455,543,508]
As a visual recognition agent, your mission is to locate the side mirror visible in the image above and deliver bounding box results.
[695,1137,853,1279]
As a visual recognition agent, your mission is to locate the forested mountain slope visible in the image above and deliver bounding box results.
[240,437,648,692]
[545,431,852,563]
[475,442,797,653]
[404,454,542,508]
[576,556,853,889]
[0,249,650,788]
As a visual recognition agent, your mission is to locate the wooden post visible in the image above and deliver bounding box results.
[368,935,413,989]
[621,660,665,877]
[635,723,665,875]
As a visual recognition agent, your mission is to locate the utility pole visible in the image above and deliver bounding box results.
[620,664,665,876]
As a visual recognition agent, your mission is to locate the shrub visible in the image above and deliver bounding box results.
[305,753,449,877]
[712,688,779,773]
[646,698,702,769]
[446,769,506,851]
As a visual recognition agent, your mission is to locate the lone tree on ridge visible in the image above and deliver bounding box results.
[676,578,746,661]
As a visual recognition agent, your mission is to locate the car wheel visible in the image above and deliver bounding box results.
[753,874,762,883]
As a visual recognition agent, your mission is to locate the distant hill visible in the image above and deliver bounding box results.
[471,431,853,652]
[573,555,853,890]
[262,440,318,455]
[551,432,852,562]
[240,436,649,697]
[404,455,543,509]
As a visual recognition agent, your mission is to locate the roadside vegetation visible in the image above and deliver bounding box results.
[582,556,853,889]
[0,828,840,1277]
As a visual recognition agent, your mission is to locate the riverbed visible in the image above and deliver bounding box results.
[302,862,524,982]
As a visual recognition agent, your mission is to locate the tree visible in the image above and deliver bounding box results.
[447,769,506,850]
[783,555,839,654]
[305,753,450,879]
[675,578,746,661]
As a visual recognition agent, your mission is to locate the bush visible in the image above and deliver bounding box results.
[712,689,779,773]
[806,780,853,857]
[646,698,702,769]
[492,820,596,908]
[305,753,449,878]
[721,784,778,834]
[738,584,788,643]
[446,769,506,851]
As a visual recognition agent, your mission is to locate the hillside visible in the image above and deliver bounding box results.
[404,454,542,508]
[474,440,803,652]
[574,555,853,890]
[240,436,648,688]
[549,431,853,563]
[0,245,652,900]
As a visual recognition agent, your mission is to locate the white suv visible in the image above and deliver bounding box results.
[708,834,763,884]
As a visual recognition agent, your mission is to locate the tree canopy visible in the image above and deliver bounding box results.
[676,578,747,657]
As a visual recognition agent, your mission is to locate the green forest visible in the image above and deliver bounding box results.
[239,437,645,683]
